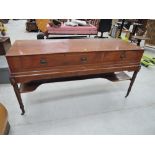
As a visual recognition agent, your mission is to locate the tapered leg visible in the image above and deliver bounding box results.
[125,70,139,97]
[10,78,25,115]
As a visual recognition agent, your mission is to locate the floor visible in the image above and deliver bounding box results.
[0,20,155,135]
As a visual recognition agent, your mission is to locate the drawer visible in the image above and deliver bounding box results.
[7,50,143,73]
[14,52,105,71]
[124,51,143,62]
[103,50,143,64]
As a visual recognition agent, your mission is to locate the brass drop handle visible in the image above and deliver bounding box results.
[120,52,126,59]
[80,56,87,63]
[40,59,47,64]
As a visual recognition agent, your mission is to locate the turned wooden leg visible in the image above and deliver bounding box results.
[10,78,25,115]
[125,70,139,98]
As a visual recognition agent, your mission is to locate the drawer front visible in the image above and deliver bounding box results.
[7,50,143,73]
[124,51,143,62]
[104,50,143,63]
[18,52,105,71]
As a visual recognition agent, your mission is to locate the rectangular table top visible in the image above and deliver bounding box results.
[6,38,143,56]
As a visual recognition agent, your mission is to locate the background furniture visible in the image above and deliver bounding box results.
[6,39,143,115]
[111,19,148,41]
[98,19,112,38]
[82,19,100,28]
[146,20,155,46]
[46,23,97,38]
[36,19,99,39]
[0,103,10,135]
[131,36,150,46]
[0,37,11,55]
[26,19,38,32]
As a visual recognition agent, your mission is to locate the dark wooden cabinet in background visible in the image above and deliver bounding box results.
[0,37,11,55]
[6,39,144,115]
[26,21,38,32]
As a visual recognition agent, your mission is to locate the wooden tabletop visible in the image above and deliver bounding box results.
[6,38,143,56]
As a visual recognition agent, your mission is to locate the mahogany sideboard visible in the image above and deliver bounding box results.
[6,38,144,115]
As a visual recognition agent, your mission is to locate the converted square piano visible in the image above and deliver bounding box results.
[6,39,144,115]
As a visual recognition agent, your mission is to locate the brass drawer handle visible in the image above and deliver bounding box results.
[80,56,87,63]
[40,59,47,64]
[120,52,126,59]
